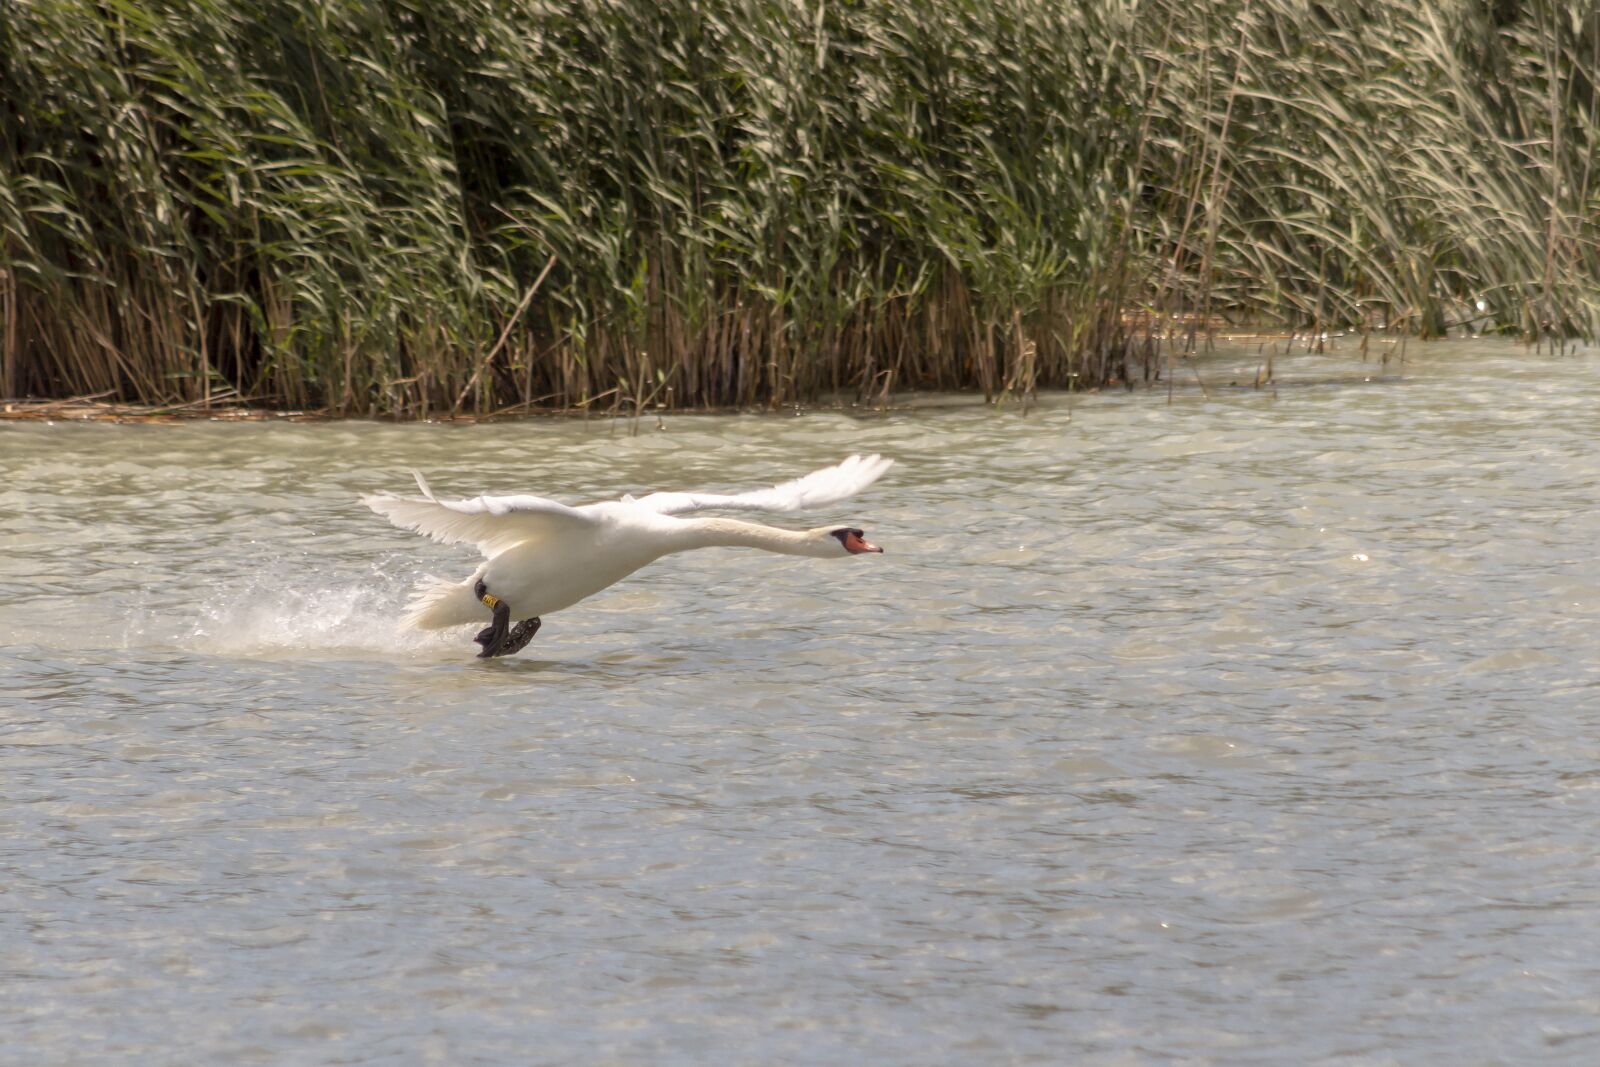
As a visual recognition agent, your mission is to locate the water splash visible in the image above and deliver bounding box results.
[123,559,467,660]
[183,581,454,658]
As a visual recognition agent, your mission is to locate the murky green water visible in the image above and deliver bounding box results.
[3,339,1598,1065]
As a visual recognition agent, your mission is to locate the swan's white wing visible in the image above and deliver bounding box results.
[362,471,597,557]
[624,454,894,516]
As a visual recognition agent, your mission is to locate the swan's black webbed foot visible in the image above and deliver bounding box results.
[474,580,511,658]
[499,617,542,656]
[473,580,542,658]
[473,621,501,651]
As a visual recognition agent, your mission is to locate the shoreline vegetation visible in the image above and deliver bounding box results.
[2,1,1597,419]
[0,327,1411,423]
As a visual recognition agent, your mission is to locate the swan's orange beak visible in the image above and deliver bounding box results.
[844,531,883,554]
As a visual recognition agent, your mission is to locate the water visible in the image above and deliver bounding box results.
[3,338,1598,1065]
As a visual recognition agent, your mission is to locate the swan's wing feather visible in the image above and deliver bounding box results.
[627,454,894,515]
[362,471,596,556]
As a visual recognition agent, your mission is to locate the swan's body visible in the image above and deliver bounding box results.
[361,455,892,655]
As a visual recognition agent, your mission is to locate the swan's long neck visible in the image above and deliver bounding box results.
[666,518,832,557]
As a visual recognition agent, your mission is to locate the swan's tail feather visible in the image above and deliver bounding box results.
[402,574,482,630]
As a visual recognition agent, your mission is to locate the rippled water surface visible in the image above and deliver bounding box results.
[3,339,1599,1065]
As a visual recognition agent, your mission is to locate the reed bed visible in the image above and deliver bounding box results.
[2,0,1596,415]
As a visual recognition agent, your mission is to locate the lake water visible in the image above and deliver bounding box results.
[3,338,1598,1065]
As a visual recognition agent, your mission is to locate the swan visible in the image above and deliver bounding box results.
[362,454,893,657]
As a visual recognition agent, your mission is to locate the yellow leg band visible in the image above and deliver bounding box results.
[481,593,500,609]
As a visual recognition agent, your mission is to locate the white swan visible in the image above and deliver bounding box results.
[362,454,893,657]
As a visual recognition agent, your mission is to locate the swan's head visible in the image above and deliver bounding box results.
[829,527,883,555]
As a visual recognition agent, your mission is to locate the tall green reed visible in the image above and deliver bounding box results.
[1,0,1595,415]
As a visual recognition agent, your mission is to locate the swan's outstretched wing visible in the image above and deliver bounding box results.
[624,454,894,516]
[362,471,596,557]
